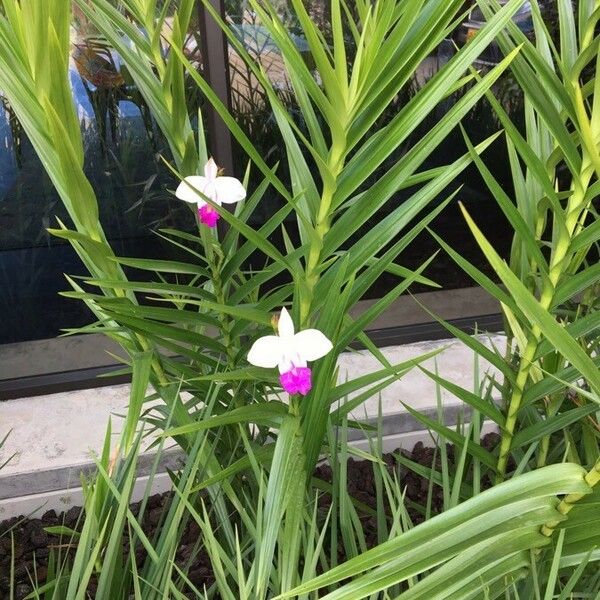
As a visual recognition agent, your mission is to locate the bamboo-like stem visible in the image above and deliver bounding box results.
[541,457,600,537]
[496,166,593,481]
[299,151,345,327]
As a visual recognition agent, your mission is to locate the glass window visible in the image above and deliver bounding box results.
[0,1,563,387]
[0,3,203,347]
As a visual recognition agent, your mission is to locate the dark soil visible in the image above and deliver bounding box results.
[0,492,213,599]
[0,434,501,599]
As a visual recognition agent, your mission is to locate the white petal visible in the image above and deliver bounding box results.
[278,356,294,374]
[214,177,246,204]
[278,307,294,338]
[204,158,218,180]
[203,180,219,204]
[247,335,282,368]
[293,329,333,362]
[175,176,207,204]
[278,355,306,373]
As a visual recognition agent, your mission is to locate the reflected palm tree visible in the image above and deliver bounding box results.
[72,34,165,163]
[71,5,204,157]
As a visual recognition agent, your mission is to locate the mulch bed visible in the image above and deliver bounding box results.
[0,434,500,599]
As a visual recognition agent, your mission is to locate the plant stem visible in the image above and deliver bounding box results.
[496,168,591,481]
[299,154,344,326]
[497,335,540,479]
[536,435,550,469]
[289,394,300,416]
[541,457,600,537]
[136,333,169,386]
[201,226,237,369]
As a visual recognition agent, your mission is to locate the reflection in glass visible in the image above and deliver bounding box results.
[0,4,201,344]
[223,2,560,297]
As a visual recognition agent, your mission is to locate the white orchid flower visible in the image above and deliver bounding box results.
[247,307,333,395]
[175,157,246,227]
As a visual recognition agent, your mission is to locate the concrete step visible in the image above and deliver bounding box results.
[0,334,505,519]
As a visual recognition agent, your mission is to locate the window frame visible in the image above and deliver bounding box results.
[0,286,502,400]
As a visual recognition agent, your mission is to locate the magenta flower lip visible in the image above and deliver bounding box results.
[280,366,312,396]
[198,204,220,227]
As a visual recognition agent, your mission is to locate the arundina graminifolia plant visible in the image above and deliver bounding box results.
[28,0,533,477]
[0,0,599,597]
[420,0,600,481]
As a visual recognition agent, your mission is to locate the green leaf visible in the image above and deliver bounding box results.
[191,444,275,492]
[552,262,600,307]
[163,402,288,438]
[401,402,498,471]
[512,404,599,449]
[276,464,590,598]
[461,126,549,277]
[112,257,209,277]
[418,366,505,426]
[460,204,600,396]
[256,414,305,599]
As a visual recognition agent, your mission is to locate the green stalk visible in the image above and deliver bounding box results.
[136,333,169,386]
[537,433,551,469]
[497,165,593,480]
[541,457,600,537]
[200,225,237,369]
[299,151,345,326]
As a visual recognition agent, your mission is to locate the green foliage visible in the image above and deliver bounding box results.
[426,0,600,482]
[16,379,600,598]
[2,0,600,597]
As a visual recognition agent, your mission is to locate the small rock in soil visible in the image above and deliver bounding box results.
[41,510,57,525]
[29,525,49,548]
[14,583,32,600]
[64,506,82,527]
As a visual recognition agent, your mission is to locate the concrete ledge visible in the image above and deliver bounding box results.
[0,448,183,501]
[0,423,500,520]
[0,472,174,521]
[0,334,505,519]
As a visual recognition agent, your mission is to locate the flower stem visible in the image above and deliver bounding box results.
[200,225,237,369]
[289,394,300,416]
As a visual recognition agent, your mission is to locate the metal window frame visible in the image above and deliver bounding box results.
[198,0,235,174]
